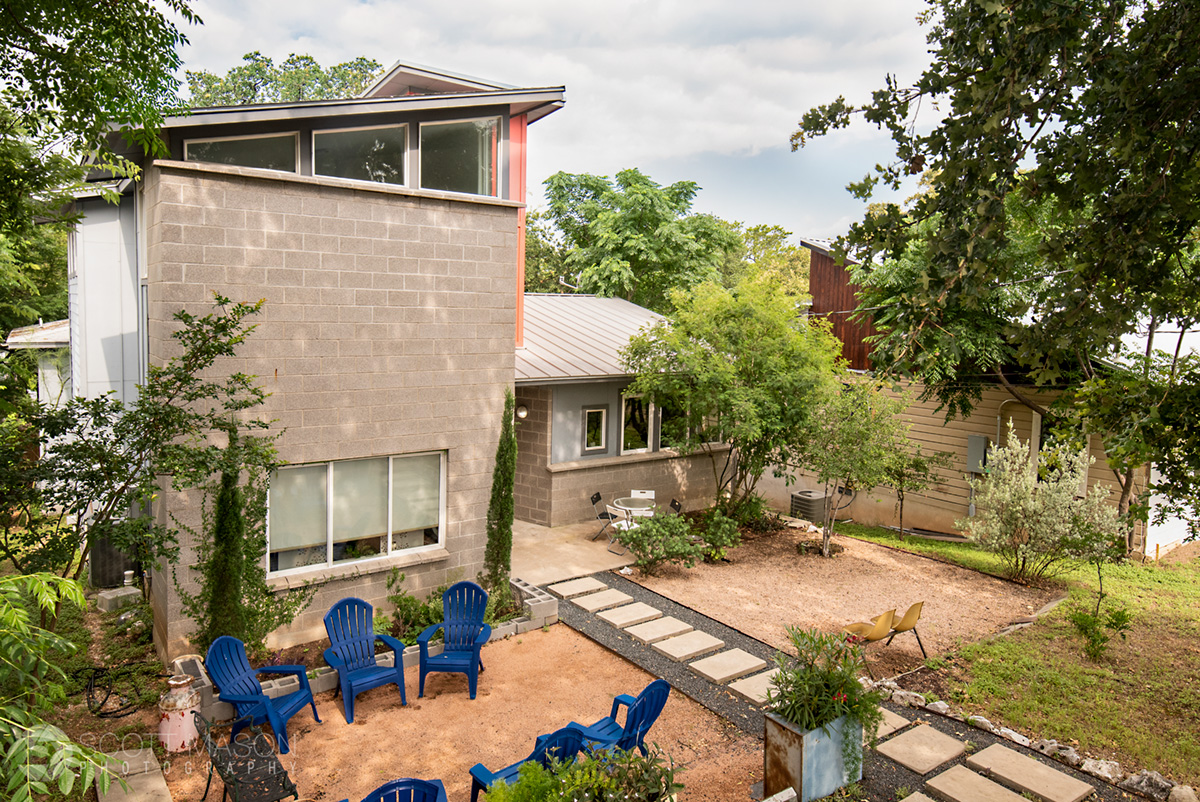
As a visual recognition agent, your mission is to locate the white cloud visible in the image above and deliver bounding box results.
[179,0,932,236]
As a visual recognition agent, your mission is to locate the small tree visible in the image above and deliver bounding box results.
[622,277,843,518]
[958,423,1124,585]
[793,381,907,557]
[883,445,955,539]
[482,390,517,602]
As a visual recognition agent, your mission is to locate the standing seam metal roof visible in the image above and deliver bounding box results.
[516,295,664,383]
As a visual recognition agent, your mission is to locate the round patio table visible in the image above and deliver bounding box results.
[614,497,656,517]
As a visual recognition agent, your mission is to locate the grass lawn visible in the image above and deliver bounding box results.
[837,522,1200,786]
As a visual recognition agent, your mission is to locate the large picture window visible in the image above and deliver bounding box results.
[267,452,444,574]
[184,133,299,173]
[420,118,500,196]
[314,125,407,185]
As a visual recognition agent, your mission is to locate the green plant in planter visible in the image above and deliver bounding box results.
[484,744,683,802]
[764,627,884,780]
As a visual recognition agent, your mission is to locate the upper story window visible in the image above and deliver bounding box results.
[314,124,407,186]
[267,452,445,575]
[184,132,299,173]
[420,117,499,196]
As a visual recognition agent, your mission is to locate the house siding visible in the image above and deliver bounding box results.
[808,248,876,372]
[142,162,517,660]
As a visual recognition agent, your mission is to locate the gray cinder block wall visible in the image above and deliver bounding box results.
[143,161,518,661]
[514,387,552,525]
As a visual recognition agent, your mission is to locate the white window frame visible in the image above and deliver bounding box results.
[620,394,653,456]
[582,406,608,454]
[183,131,301,174]
[312,123,409,186]
[266,451,447,577]
[417,115,503,197]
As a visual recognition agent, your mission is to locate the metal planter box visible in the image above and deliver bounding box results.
[763,712,862,802]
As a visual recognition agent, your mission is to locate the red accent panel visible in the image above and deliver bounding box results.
[511,115,528,347]
[808,249,877,370]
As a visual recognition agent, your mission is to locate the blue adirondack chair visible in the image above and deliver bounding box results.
[468,725,585,802]
[204,636,321,755]
[570,678,671,755]
[417,580,491,699]
[338,778,448,802]
[323,597,408,723]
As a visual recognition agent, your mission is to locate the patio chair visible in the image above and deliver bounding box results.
[843,609,895,643]
[323,597,407,723]
[468,725,585,802]
[605,504,636,555]
[570,678,671,755]
[669,498,682,515]
[884,601,927,658]
[630,489,655,499]
[417,580,491,699]
[339,778,448,802]
[204,636,321,755]
[194,712,298,802]
[590,492,618,541]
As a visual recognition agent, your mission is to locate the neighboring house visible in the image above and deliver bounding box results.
[4,319,71,406]
[68,60,565,659]
[513,294,721,527]
[762,238,1175,556]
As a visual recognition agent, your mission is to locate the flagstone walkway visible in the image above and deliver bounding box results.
[551,571,1130,802]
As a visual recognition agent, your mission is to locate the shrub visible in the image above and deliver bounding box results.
[384,570,444,645]
[1067,603,1133,661]
[699,509,741,562]
[957,422,1124,585]
[614,513,701,575]
[485,745,682,802]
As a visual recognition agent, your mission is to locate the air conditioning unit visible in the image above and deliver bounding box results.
[790,490,829,522]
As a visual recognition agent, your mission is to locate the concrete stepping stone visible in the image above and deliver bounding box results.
[625,616,693,644]
[98,768,172,802]
[653,630,725,661]
[876,708,912,740]
[105,748,159,777]
[967,744,1095,802]
[728,669,779,704]
[926,764,1027,802]
[874,724,965,775]
[597,602,662,628]
[572,588,632,612]
[902,795,937,802]
[690,648,768,684]
[548,577,607,598]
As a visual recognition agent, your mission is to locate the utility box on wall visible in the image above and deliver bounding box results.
[967,434,990,474]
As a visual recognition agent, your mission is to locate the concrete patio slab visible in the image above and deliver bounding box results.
[512,521,634,586]
[652,630,725,661]
[967,744,1095,802]
[876,707,912,740]
[624,616,693,644]
[548,577,608,598]
[571,588,632,612]
[925,764,1028,802]
[689,649,768,684]
[597,602,662,629]
[728,669,779,704]
[874,724,966,775]
[98,767,172,802]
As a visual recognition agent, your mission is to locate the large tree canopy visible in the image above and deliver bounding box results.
[795,0,1200,529]
[543,169,741,313]
[185,52,383,106]
[0,0,197,235]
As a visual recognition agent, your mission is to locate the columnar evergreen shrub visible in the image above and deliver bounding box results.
[483,390,517,602]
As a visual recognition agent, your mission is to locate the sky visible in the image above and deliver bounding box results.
[174,0,934,241]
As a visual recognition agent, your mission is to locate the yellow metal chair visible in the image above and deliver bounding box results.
[843,609,895,643]
[884,601,927,658]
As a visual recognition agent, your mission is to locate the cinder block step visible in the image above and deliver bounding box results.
[548,577,608,598]
[967,744,1095,802]
[572,588,632,612]
[625,616,693,644]
[875,708,912,740]
[874,724,965,775]
[926,764,1028,802]
[653,630,725,662]
[728,669,779,704]
[597,602,662,628]
[689,649,768,684]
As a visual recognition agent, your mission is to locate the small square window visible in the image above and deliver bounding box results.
[582,407,607,453]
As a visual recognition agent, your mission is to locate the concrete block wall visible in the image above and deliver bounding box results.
[143,161,519,661]
[514,386,552,525]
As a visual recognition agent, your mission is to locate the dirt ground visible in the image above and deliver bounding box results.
[162,626,761,802]
[631,527,1061,677]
